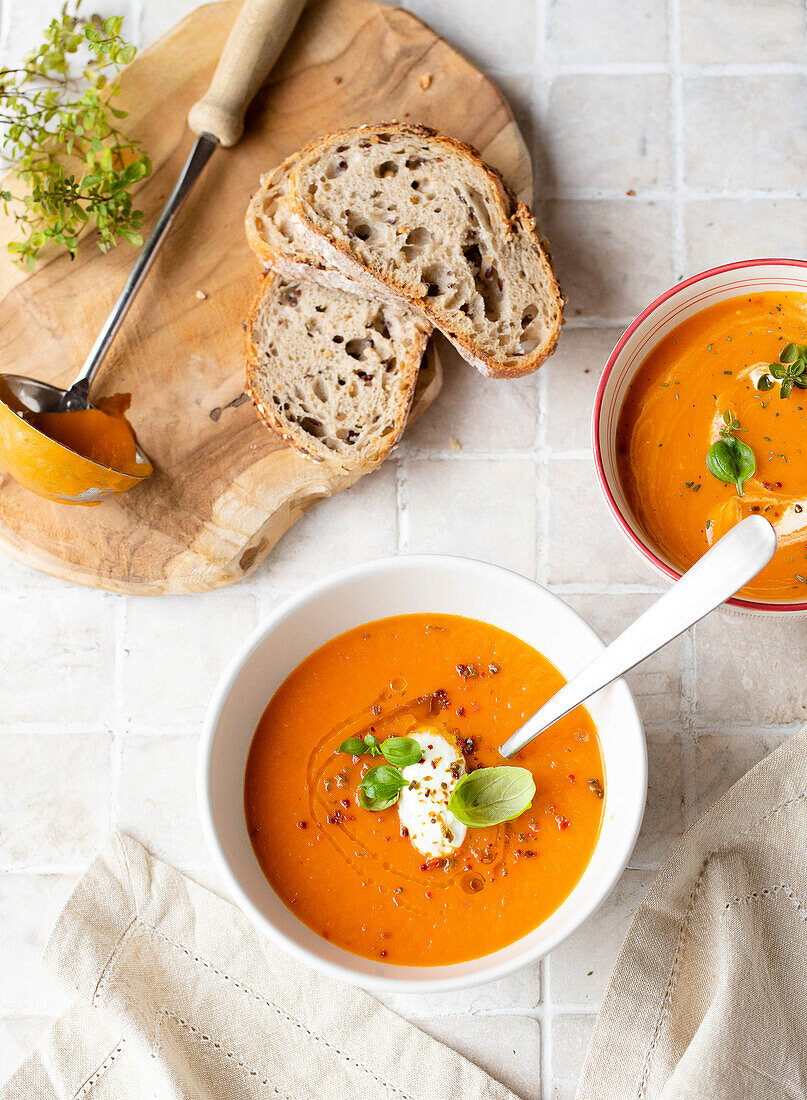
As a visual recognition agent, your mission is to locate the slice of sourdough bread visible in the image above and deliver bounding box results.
[245,271,430,471]
[286,123,563,379]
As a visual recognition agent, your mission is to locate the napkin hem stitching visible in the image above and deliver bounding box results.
[91,915,138,1009]
[154,1010,292,1097]
[70,1038,126,1099]
[720,882,807,921]
[636,787,807,1098]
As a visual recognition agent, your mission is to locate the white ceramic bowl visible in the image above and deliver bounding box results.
[199,555,646,994]
[593,257,807,617]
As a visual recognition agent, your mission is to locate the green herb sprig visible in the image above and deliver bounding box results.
[706,409,755,497]
[758,343,807,399]
[338,733,422,767]
[0,2,151,268]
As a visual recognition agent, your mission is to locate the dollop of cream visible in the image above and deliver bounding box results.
[397,729,466,859]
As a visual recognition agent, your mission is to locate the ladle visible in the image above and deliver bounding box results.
[500,515,778,758]
[0,0,305,505]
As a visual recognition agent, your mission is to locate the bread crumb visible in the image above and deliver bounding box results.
[334,75,342,85]
[626,189,636,197]
[196,290,207,300]
[449,436,462,452]
[419,72,432,91]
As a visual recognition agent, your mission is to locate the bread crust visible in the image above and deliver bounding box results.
[285,122,564,379]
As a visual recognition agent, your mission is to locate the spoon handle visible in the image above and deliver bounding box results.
[500,515,777,759]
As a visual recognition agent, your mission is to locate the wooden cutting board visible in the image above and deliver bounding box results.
[0,0,531,594]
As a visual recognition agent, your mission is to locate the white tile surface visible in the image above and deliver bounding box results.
[545,0,668,65]
[121,591,257,732]
[0,0,803,1095]
[543,75,672,192]
[0,734,112,869]
[680,0,807,64]
[548,869,653,1007]
[540,200,675,320]
[410,1015,542,1099]
[405,457,538,575]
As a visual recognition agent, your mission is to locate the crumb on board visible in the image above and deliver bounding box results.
[626,189,635,196]
[334,75,343,85]
[196,290,207,300]
[449,436,462,452]
[419,72,432,91]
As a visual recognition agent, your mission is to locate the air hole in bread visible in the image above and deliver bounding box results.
[368,311,391,339]
[411,180,419,190]
[314,304,326,313]
[405,155,423,169]
[299,416,325,438]
[312,377,328,402]
[279,284,301,307]
[376,160,399,178]
[422,263,450,297]
[336,427,360,443]
[345,337,372,360]
[521,305,538,328]
[352,223,373,241]
[333,335,344,344]
[401,226,432,262]
[324,159,348,179]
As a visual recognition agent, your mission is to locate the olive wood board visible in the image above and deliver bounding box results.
[0,0,532,594]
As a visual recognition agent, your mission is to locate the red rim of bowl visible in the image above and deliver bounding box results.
[592,257,807,614]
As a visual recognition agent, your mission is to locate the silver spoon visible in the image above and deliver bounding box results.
[500,515,777,759]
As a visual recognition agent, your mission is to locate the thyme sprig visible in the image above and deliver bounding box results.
[757,343,807,399]
[0,2,151,268]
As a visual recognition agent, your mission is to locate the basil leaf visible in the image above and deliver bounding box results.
[358,764,407,810]
[781,343,799,363]
[447,766,536,828]
[757,373,774,391]
[363,733,382,757]
[339,737,366,756]
[706,436,756,497]
[359,788,401,812]
[381,736,423,768]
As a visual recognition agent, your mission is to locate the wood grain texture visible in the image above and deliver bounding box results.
[0,0,531,594]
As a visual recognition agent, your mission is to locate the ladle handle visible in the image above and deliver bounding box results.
[500,515,777,759]
[188,0,307,146]
[65,0,306,408]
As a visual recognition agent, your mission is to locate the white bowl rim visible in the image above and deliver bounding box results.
[198,553,646,994]
[592,256,807,614]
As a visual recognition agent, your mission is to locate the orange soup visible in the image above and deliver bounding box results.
[244,613,605,967]
[30,393,147,477]
[617,291,807,602]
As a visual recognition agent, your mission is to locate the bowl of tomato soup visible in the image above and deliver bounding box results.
[594,258,807,614]
[200,556,646,992]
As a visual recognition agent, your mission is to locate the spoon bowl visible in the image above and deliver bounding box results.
[0,375,152,505]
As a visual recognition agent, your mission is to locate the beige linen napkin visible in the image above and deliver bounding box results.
[0,833,520,1100]
[577,726,807,1100]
